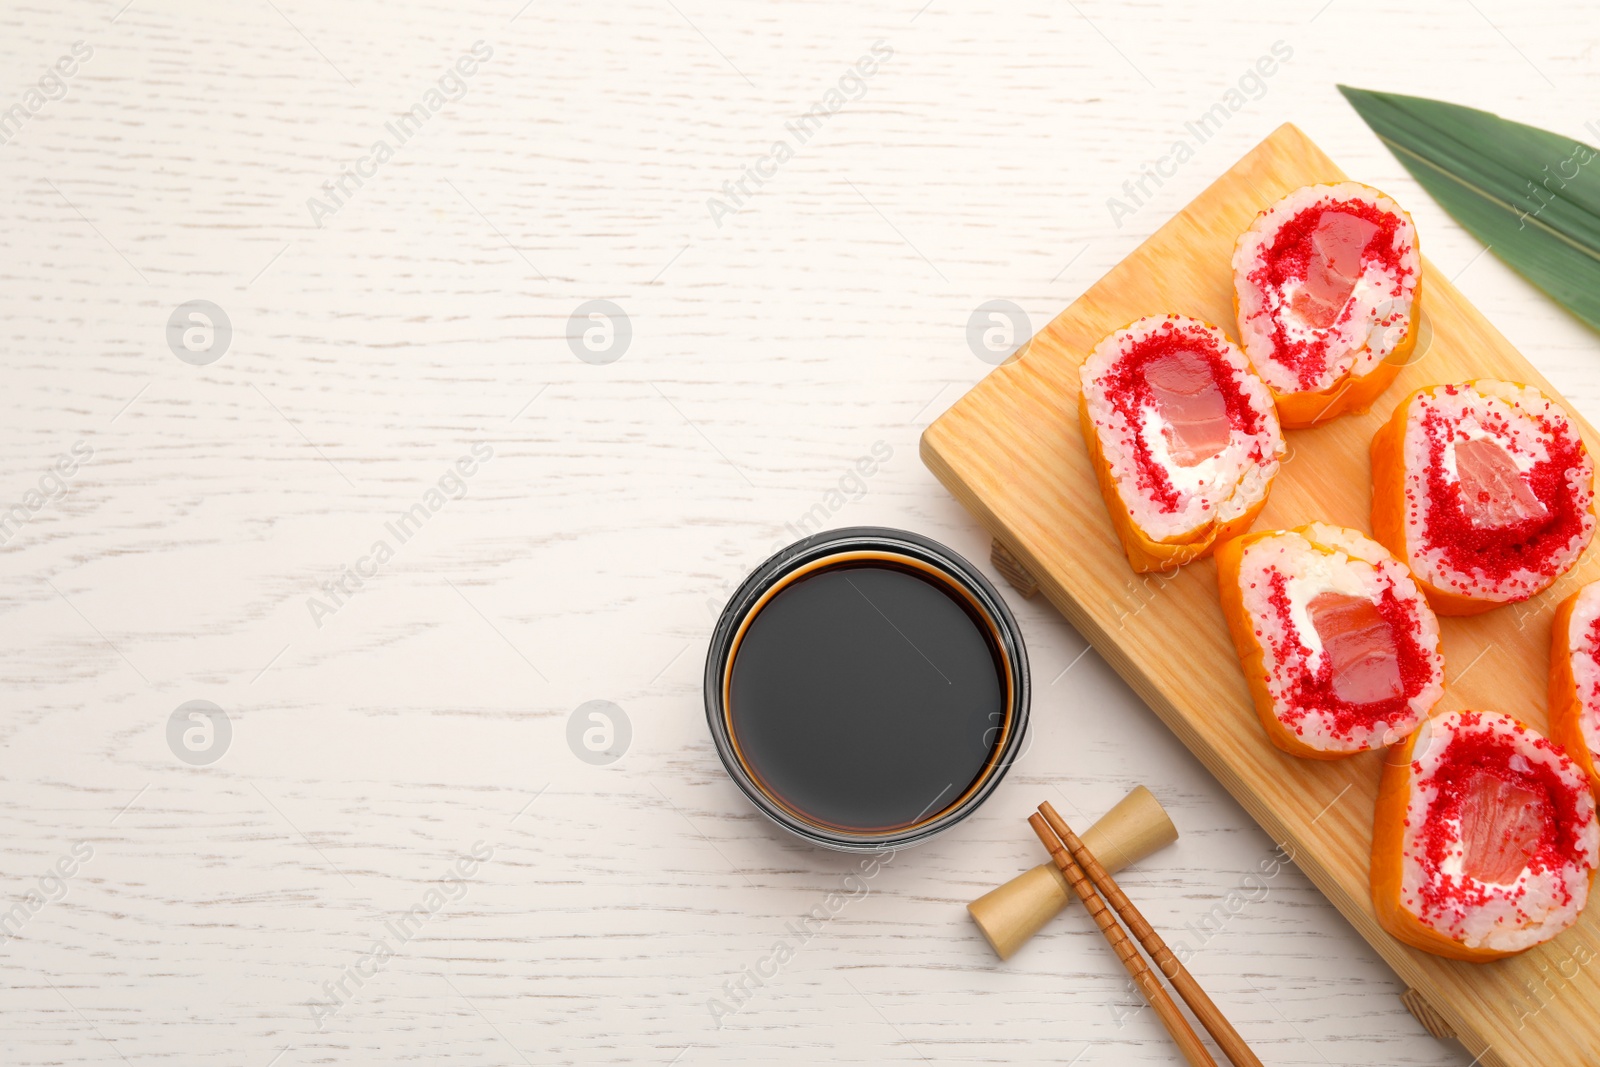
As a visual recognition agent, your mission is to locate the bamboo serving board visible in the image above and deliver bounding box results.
[922,123,1600,1067]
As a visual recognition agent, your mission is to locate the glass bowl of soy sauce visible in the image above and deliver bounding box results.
[705,527,1030,852]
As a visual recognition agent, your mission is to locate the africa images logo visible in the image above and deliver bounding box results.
[305,41,494,227]
[705,40,893,227]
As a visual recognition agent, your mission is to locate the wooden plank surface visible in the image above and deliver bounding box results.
[7,0,1599,1063]
[922,122,1600,1067]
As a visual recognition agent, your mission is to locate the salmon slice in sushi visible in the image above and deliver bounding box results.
[1372,709,1599,961]
[1233,183,1420,427]
[1079,315,1284,573]
[1371,380,1596,616]
[1216,523,1443,759]
[1551,580,1600,793]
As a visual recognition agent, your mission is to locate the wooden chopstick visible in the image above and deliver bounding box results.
[1038,802,1264,1067]
[1026,813,1218,1067]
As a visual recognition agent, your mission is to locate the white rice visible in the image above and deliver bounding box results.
[1235,523,1442,752]
[1081,315,1283,544]
[1233,182,1419,396]
[1399,709,1599,954]
[1398,380,1594,603]
[1565,581,1600,759]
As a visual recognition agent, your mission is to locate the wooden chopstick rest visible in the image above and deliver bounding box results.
[1028,813,1218,1067]
[1038,802,1263,1067]
[968,785,1177,959]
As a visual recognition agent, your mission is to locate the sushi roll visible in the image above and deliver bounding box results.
[1216,523,1443,759]
[1372,709,1599,961]
[1079,315,1284,573]
[1371,380,1596,616]
[1551,580,1600,793]
[1233,183,1420,428]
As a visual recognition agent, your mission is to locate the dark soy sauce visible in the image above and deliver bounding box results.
[727,558,1008,833]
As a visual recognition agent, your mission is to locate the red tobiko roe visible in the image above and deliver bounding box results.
[1587,616,1600,708]
[1249,198,1413,390]
[1417,391,1588,586]
[1412,714,1588,919]
[1261,570,1433,740]
[1103,322,1264,514]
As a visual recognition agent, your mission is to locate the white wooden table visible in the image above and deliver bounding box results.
[2,1,1594,1063]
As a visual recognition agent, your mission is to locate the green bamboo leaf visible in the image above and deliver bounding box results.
[1337,85,1600,333]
